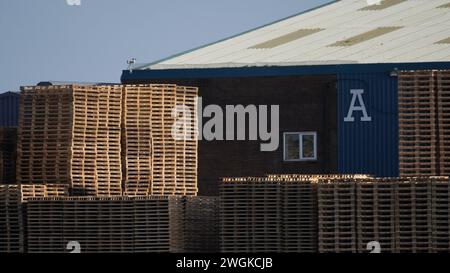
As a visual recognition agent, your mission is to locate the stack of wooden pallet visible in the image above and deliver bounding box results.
[18,85,123,196]
[94,86,123,196]
[25,196,217,253]
[279,176,318,253]
[122,85,198,196]
[318,176,450,253]
[398,69,450,177]
[356,178,397,253]
[0,184,68,253]
[431,176,450,252]
[9,83,205,253]
[437,71,450,175]
[132,197,170,253]
[19,184,68,202]
[395,177,434,253]
[398,71,439,176]
[122,85,153,195]
[221,177,282,253]
[0,185,23,253]
[318,176,363,253]
[0,128,17,184]
[220,175,320,253]
[177,196,219,253]
[18,86,72,185]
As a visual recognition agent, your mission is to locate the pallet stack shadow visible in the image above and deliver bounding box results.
[0,184,68,253]
[25,196,217,253]
[398,70,450,176]
[0,128,17,185]
[318,176,450,253]
[122,85,198,196]
[18,85,123,196]
[220,174,329,253]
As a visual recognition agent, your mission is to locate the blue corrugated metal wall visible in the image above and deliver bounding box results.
[0,92,20,127]
[337,72,399,177]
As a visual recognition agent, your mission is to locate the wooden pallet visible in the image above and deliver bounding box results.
[25,195,217,253]
[0,185,24,253]
[398,71,440,176]
[220,176,318,253]
[437,71,450,176]
[122,85,198,196]
[318,178,359,253]
[430,177,450,252]
[315,176,450,253]
[18,85,123,196]
[355,178,397,253]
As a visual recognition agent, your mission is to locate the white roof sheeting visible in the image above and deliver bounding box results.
[140,0,450,70]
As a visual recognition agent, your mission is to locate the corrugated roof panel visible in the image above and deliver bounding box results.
[149,0,354,65]
[249,28,324,49]
[436,37,450,44]
[358,0,407,11]
[140,0,450,70]
[437,2,450,8]
[328,27,403,47]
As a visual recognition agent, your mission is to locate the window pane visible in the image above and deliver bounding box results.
[284,134,300,160]
[302,134,315,159]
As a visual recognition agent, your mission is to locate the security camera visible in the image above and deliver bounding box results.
[127,58,137,73]
[127,58,137,65]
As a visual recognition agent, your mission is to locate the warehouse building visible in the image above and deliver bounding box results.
[121,0,450,196]
[0,92,19,127]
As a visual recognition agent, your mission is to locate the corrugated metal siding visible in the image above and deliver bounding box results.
[0,92,19,127]
[338,72,399,177]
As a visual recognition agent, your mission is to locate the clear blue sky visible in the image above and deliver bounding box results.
[0,0,332,92]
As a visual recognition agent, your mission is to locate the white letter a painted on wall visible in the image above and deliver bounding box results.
[344,89,372,122]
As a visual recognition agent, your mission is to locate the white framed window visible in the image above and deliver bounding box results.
[283,132,317,161]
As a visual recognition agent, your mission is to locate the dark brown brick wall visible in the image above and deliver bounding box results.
[124,75,338,195]
[0,127,17,185]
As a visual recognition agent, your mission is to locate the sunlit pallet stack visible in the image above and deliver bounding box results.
[18,184,69,202]
[356,178,397,253]
[122,85,198,196]
[0,128,17,184]
[395,177,434,253]
[122,85,154,195]
[279,177,318,253]
[25,196,217,253]
[317,176,362,253]
[17,85,123,196]
[94,86,123,196]
[0,83,211,253]
[398,71,439,177]
[17,86,72,185]
[437,71,450,176]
